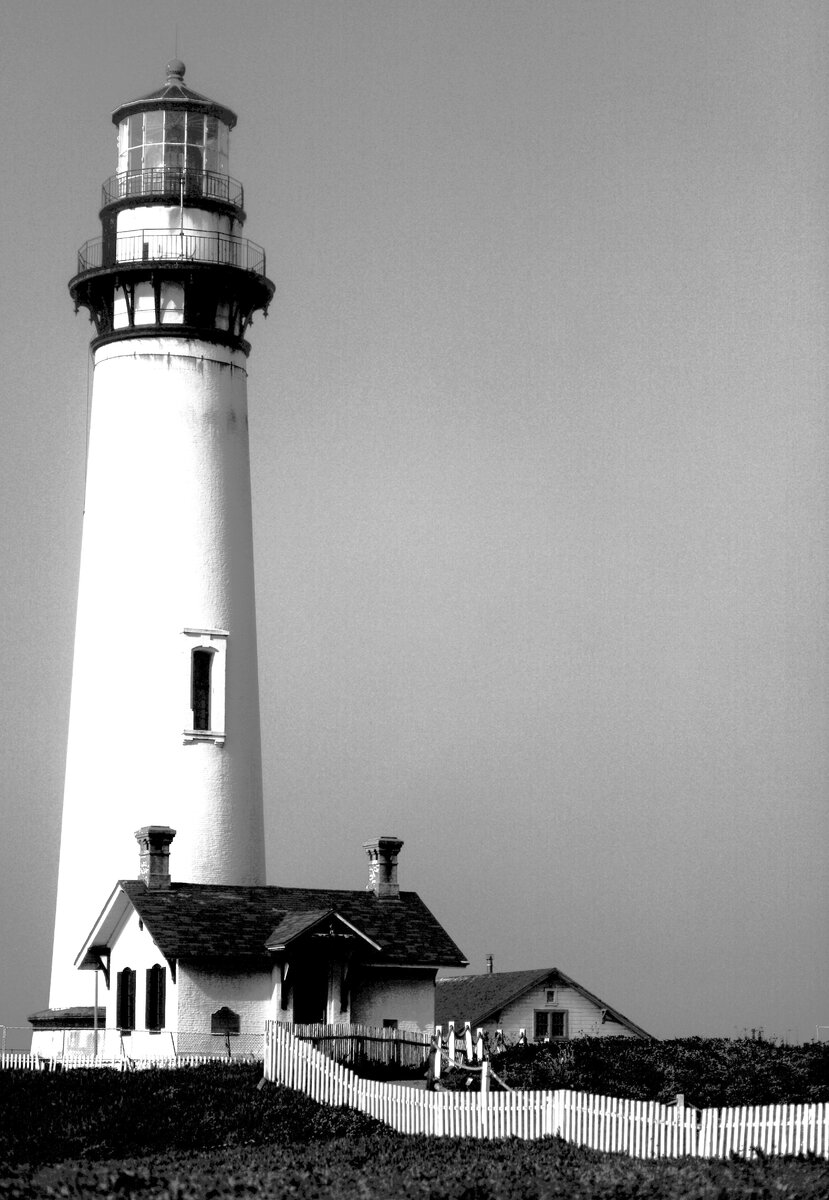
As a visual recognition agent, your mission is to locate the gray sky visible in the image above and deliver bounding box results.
[1,0,827,1046]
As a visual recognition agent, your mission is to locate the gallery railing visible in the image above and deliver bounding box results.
[75,229,266,276]
[101,168,244,209]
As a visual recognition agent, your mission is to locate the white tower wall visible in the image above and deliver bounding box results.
[48,336,266,1008]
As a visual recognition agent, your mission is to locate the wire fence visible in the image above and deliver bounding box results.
[2,1026,263,1068]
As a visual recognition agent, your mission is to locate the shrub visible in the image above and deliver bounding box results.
[458,1036,829,1107]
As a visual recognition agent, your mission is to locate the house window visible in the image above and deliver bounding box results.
[545,988,558,1006]
[534,1010,567,1041]
[116,968,136,1031]
[145,965,166,1031]
[183,629,227,743]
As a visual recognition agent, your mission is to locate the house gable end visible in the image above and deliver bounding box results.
[265,909,382,954]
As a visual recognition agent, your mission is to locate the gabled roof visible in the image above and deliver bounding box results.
[79,881,467,970]
[435,969,652,1039]
[265,909,382,953]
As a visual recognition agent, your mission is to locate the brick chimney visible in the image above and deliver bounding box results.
[135,826,176,890]
[364,836,404,900]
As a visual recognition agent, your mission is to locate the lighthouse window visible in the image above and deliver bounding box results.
[191,649,213,731]
[159,282,184,325]
[133,282,156,327]
[182,628,228,743]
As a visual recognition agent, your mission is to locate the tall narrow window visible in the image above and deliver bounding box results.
[183,628,227,743]
[116,968,136,1031]
[192,649,213,731]
[145,965,166,1031]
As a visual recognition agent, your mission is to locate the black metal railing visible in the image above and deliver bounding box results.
[101,168,244,209]
[76,229,266,276]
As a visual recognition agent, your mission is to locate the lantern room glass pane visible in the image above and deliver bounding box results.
[128,113,143,149]
[143,143,163,170]
[165,144,186,171]
[187,113,204,146]
[205,116,218,172]
[118,120,129,170]
[186,144,204,172]
[166,110,185,143]
[144,110,163,144]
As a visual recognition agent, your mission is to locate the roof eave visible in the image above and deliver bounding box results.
[112,89,237,128]
[73,883,134,968]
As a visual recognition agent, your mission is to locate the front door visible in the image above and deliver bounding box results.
[292,959,329,1025]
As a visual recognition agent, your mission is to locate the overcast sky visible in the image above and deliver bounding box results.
[1,0,827,1047]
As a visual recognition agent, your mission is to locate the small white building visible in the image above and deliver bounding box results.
[31,829,466,1058]
[435,969,652,1043]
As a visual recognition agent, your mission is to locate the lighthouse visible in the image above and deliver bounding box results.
[46,63,272,1012]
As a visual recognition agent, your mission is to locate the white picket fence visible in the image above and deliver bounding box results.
[264,1021,829,1158]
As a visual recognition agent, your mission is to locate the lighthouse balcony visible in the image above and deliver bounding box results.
[76,229,266,276]
[101,168,244,214]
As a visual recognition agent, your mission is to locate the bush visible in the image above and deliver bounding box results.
[453,1036,829,1107]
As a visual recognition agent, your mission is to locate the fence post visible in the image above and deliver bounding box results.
[480,1060,490,1138]
[464,1022,473,1062]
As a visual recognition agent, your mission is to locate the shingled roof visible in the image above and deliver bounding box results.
[111,880,466,969]
[435,969,652,1038]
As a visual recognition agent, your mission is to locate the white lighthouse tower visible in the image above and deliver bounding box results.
[46,62,272,1011]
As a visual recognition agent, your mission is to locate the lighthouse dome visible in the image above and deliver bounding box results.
[111,61,237,129]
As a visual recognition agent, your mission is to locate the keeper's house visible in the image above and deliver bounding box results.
[31,828,466,1057]
[436,968,652,1042]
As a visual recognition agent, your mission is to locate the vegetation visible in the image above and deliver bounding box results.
[0,1048,828,1198]
[440,1037,829,1107]
[5,1134,829,1199]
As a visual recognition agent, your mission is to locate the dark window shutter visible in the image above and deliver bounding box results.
[117,968,136,1030]
[145,965,166,1030]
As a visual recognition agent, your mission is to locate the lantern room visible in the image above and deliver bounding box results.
[102,61,243,214]
[70,61,272,354]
